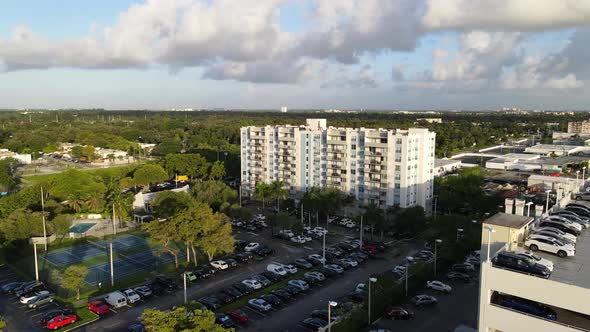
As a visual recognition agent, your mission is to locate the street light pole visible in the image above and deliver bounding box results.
[183,272,187,304]
[484,226,496,262]
[322,232,326,267]
[41,187,47,251]
[434,239,442,276]
[545,189,551,213]
[525,202,534,217]
[360,215,363,250]
[405,262,409,296]
[110,242,114,287]
[328,301,338,332]
[577,170,581,189]
[368,277,377,324]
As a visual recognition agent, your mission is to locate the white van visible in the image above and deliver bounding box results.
[104,291,127,309]
[266,263,287,276]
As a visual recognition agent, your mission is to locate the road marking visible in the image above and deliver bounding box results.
[303,246,314,250]
[109,308,118,314]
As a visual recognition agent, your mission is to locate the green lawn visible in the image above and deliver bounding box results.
[61,307,99,332]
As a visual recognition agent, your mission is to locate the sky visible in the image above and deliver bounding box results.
[1,0,590,110]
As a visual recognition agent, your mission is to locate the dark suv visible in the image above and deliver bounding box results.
[155,275,179,291]
[494,294,557,321]
[492,252,551,278]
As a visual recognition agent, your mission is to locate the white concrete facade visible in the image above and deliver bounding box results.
[240,119,435,209]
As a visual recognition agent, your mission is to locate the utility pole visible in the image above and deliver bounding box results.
[41,187,48,251]
[112,204,117,235]
[300,204,304,224]
[33,243,39,281]
[239,185,242,207]
[322,232,326,266]
[110,242,114,287]
[183,273,187,304]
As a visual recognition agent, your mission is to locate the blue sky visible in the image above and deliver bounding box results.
[0,0,589,110]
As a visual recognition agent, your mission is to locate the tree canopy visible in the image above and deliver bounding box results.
[62,264,88,300]
[141,305,231,332]
[133,164,169,187]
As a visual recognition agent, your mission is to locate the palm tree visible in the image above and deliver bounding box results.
[255,183,272,208]
[108,186,134,226]
[84,191,103,212]
[65,193,85,213]
[269,180,288,212]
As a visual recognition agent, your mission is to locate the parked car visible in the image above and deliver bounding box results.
[20,290,50,304]
[215,313,235,328]
[532,227,577,244]
[267,263,288,276]
[155,275,179,291]
[244,243,260,252]
[261,271,283,282]
[304,271,326,282]
[451,263,475,273]
[251,274,272,287]
[242,279,263,290]
[271,288,293,301]
[122,289,141,304]
[225,258,238,268]
[1,281,23,294]
[301,318,328,331]
[287,279,309,291]
[226,308,249,323]
[538,220,581,236]
[525,234,575,258]
[291,235,307,244]
[445,272,471,283]
[15,281,45,297]
[253,245,273,256]
[492,251,551,278]
[248,298,272,312]
[338,258,358,268]
[308,254,326,265]
[392,265,406,275]
[235,252,254,263]
[317,267,338,277]
[222,287,244,300]
[543,216,584,230]
[46,314,78,330]
[411,294,438,307]
[324,264,344,274]
[284,285,303,296]
[514,251,554,271]
[426,281,452,293]
[134,285,153,298]
[275,262,297,274]
[494,295,557,321]
[311,309,338,322]
[215,292,234,305]
[28,292,54,308]
[294,259,313,269]
[88,300,110,315]
[210,260,230,270]
[194,265,214,278]
[233,283,254,295]
[385,306,414,320]
[260,294,282,306]
[104,291,128,309]
[127,323,146,332]
[198,296,221,310]
[40,308,74,324]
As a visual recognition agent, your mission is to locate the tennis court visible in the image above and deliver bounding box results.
[85,250,185,285]
[42,234,148,267]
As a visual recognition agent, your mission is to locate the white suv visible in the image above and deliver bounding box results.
[525,234,575,258]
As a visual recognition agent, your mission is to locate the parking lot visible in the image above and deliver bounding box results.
[0,265,63,332]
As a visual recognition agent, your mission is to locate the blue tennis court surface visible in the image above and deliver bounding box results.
[69,223,97,233]
[42,234,149,267]
[85,250,185,285]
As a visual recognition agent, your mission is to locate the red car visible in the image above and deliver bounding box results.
[226,308,249,323]
[364,245,379,254]
[88,300,110,315]
[46,314,77,330]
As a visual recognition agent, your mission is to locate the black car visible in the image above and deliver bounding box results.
[146,282,164,295]
[385,306,414,320]
[492,251,551,279]
[284,285,302,296]
[254,245,273,256]
[303,275,318,286]
[539,220,581,236]
[261,271,283,282]
[260,294,282,306]
[233,283,254,295]
[40,308,74,324]
[252,274,272,287]
[155,275,179,291]
[317,267,338,277]
[311,309,336,322]
[215,313,235,328]
[1,281,23,294]
[194,266,212,279]
[198,296,221,310]
[225,258,238,268]
[271,288,292,301]
[301,318,328,331]
[236,252,253,262]
[234,240,249,251]
[215,292,234,305]
[222,287,244,299]
[445,272,471,283]
[15,282,45,297]
[294,259,313,269]
[347,291,364,303]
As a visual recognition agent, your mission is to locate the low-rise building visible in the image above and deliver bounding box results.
[567,120,590,134]
[478,212,590,332]
[524,144,590,157]
[434,159,462,177]
[132,185,191,212]
[0,149,32,164]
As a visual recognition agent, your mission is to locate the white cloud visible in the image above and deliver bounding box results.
[422,0,590,31]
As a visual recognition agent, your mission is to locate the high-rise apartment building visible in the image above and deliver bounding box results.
[567,120,590,134]
[240,119,436,209]
[477,213,590,332]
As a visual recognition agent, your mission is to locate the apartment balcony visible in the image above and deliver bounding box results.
[278,135,295,141]
[327,155,343,161]
[327,163,343,169]
[278,150,292,156]
[365,166,386,173]
[365,150,385,156]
